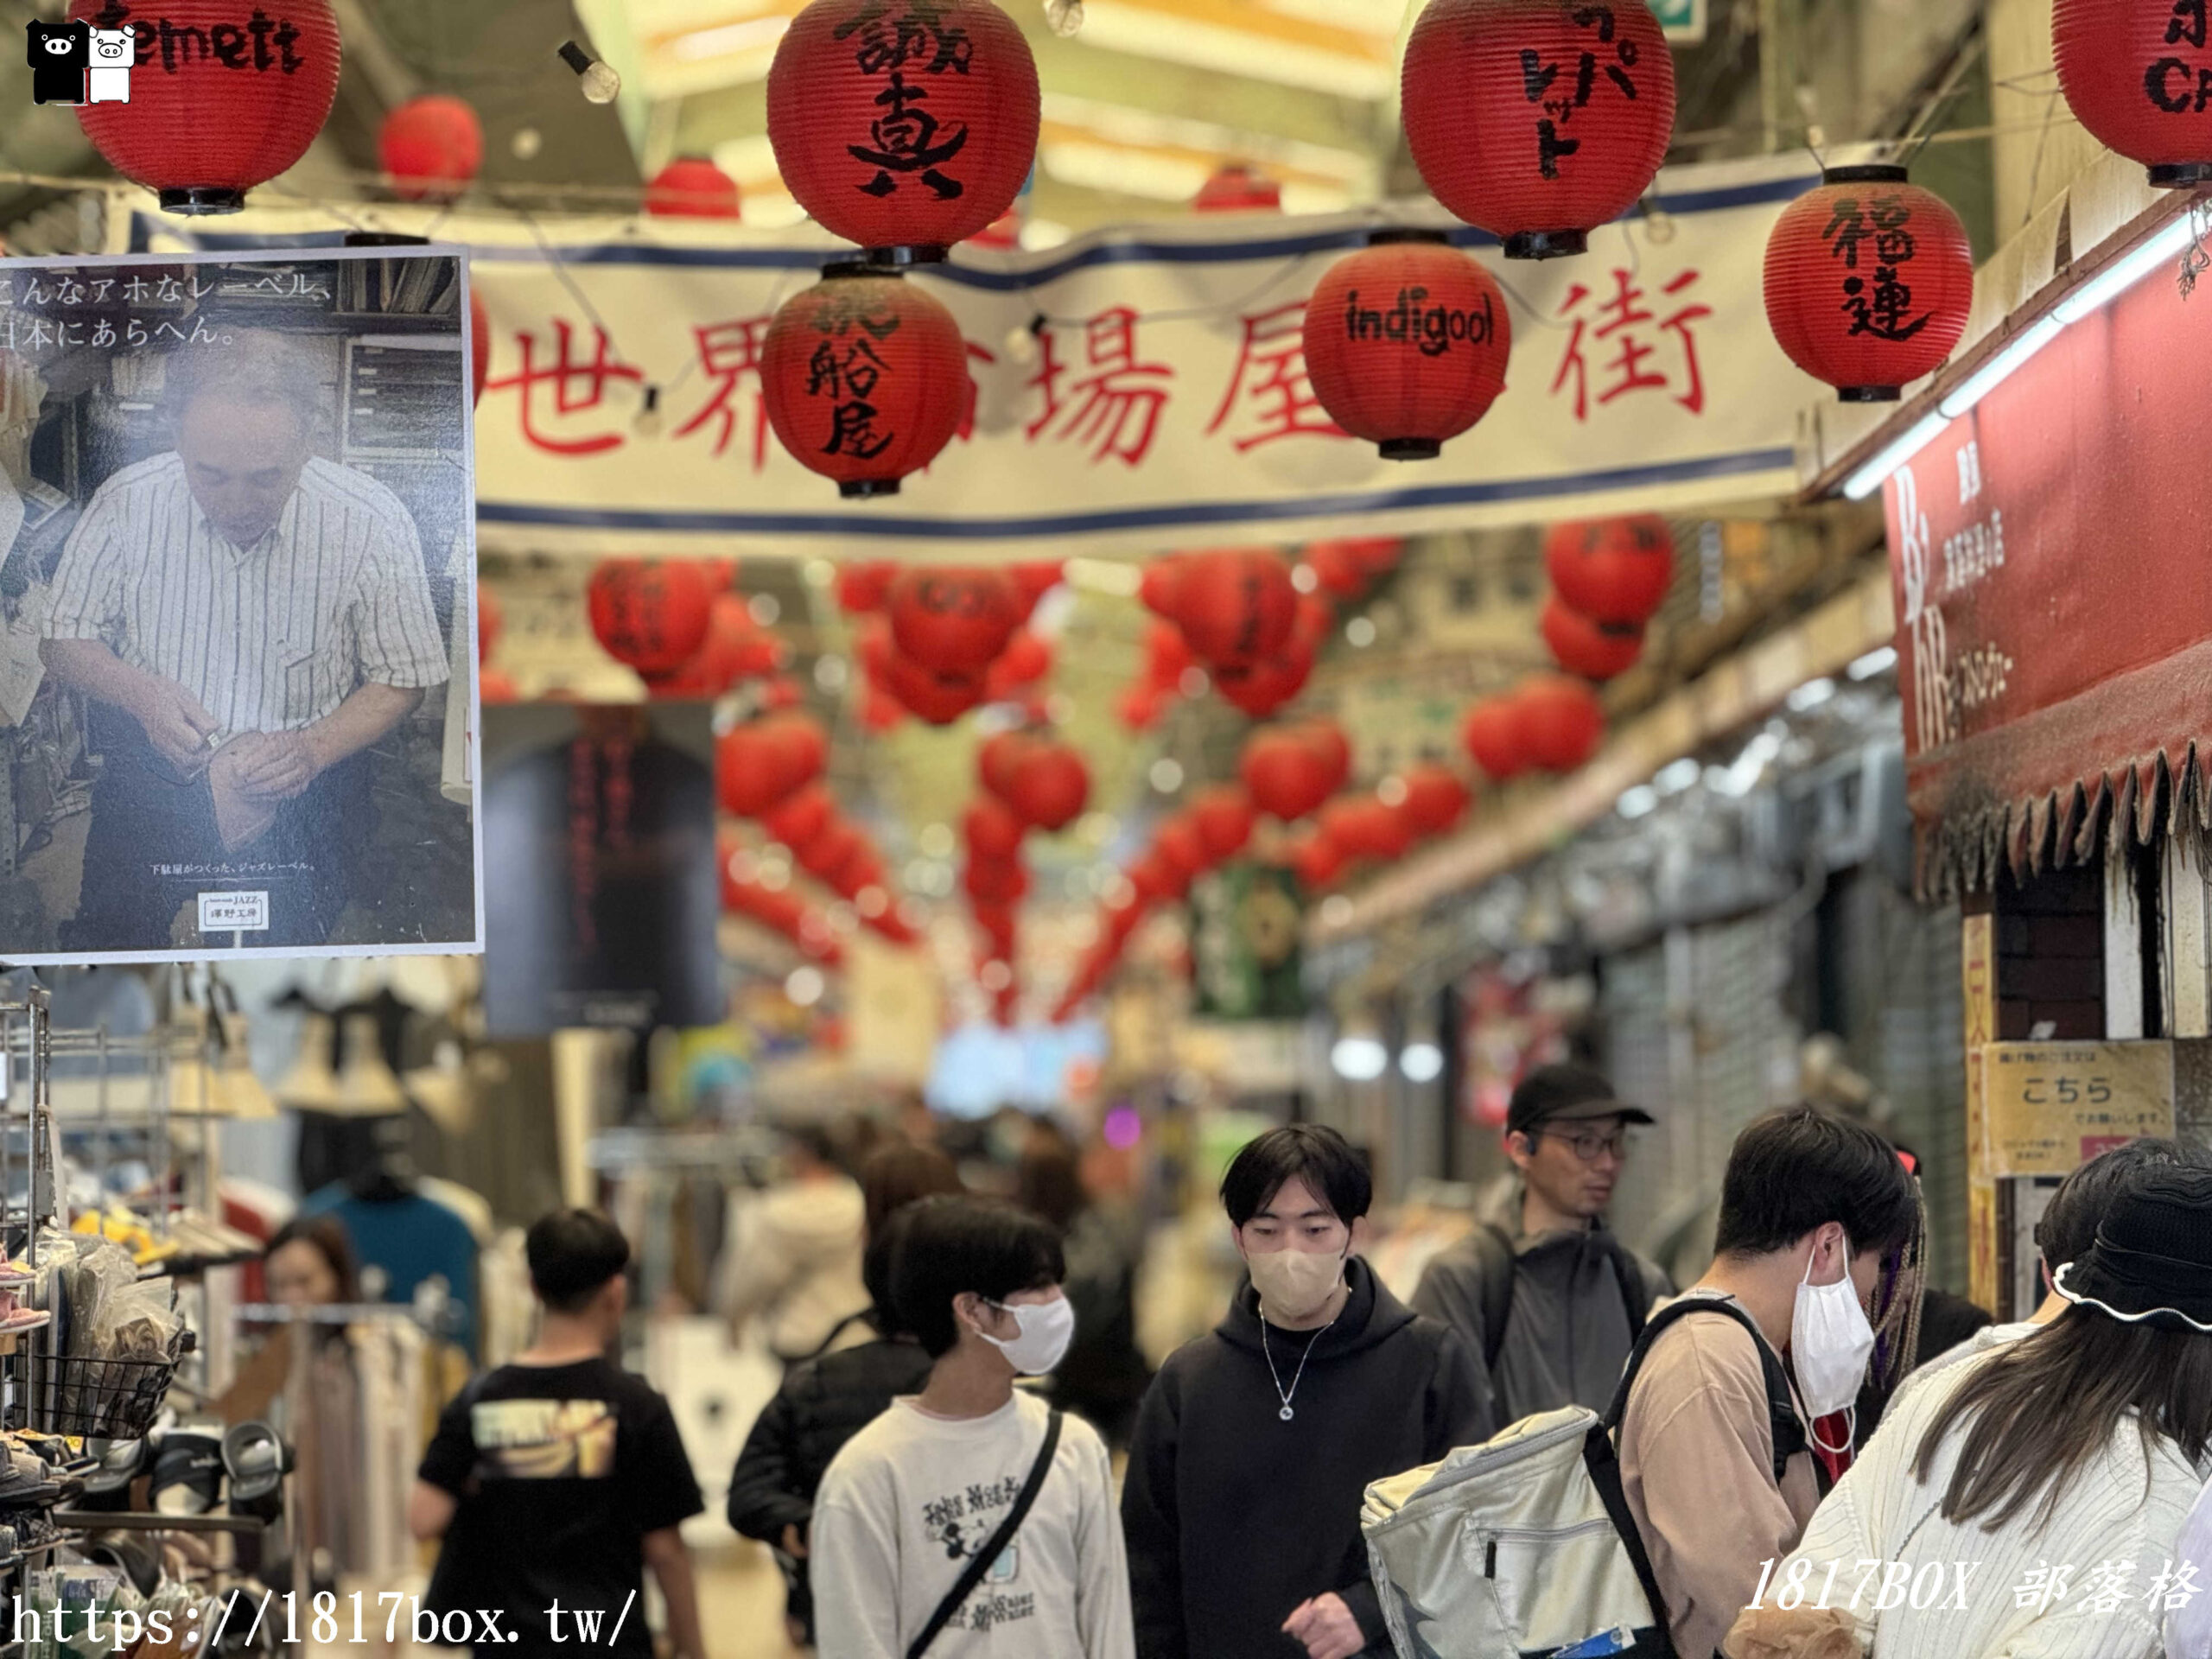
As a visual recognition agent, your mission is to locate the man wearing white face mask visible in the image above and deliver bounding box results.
[1616,1106,1918,1659]
[1122,1124,1484,1659]
[810,1195,1134,1659]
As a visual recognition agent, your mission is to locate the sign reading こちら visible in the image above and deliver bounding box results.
[1980,1041,2176,1177]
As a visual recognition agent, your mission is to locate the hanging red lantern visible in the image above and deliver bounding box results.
[762,267,968,498]
[648,594,789,698]
[1302,721,1354,791]
[963,856,1029,906]
[1193,164,1281,213]
[1396,765,1471,836]
[762,785,836,849]
[1171,550,1298,666]
[716,711,830,817]
[71,0,343,215]
[378,95,481,201]
[977,731,1034,799]
[1009,561,1065,614]
[880,649,988,724]
[1303,233,1513,458]
[1462,696,1529,782]
[1302,540,1370,600]
[1138,556,1189,621]
[1516,675,1606,771]
[887,567,1024,676]
[1212,629,1314,719]
[1764,165,1974,401]
[1291,832,1344,891]
[1240,728,1335,821]
[1116,683,1165,732]
[2054,0,2212,187]
[469,288,490,408]
[1541,597,1645,680]
[766,0,1040,260]
[1003,741,1090,831]
[645,156,744,219]
[1319,795,1413,861]
[587,559,715,676]
[861,685,906,732]
[838,562,899,614]
[1191,785,1257,862]
[1154,816,1209,880]
[1544,516,1675,623]
[964,798,1027,861]
[798,817,866,880]
[1402,0,1675,260]
[1144,620,1196,689]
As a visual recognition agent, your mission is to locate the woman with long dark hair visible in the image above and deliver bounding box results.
[1725,1165,2212,1659]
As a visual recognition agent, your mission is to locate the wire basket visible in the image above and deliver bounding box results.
[30,1353,178,1440]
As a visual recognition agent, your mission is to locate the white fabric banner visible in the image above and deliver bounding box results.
[123,153,1826,559]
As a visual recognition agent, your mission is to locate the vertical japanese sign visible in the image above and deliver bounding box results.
[1961,910,1999,1316]
[131,152,1829,557]
[0,249,480,965]
[1190,862,1306,1020]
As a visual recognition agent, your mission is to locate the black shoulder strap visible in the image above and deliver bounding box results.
[1581,1416,1675,1658]
[1605,1239,1654,1341]
[1471,1222,1517,1373]
[906,1409,1063,1659]
[1601,1296,1808,1485]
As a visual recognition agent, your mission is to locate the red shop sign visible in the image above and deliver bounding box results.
[1885,251,2212,896]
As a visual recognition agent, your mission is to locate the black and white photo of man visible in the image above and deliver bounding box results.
[40,331,450,951]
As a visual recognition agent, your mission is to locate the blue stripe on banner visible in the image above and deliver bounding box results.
[127,174,1819,283]
[475,448,1797,540]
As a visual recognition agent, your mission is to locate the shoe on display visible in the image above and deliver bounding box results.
[222,1423,289,1522]
[148,1429,224,1516]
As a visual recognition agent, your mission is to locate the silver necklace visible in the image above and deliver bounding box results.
[1259,1303,1339,1421]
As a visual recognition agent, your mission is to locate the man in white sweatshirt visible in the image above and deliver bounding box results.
[810,1195,1133,1659]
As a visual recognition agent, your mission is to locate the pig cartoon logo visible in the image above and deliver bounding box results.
[87,26,133,102]
[25,19,90,105]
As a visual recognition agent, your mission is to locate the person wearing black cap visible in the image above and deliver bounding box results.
[1725,1163,2212,1659]
[1410,1062,1673,1436]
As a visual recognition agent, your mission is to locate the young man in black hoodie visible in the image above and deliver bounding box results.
[1122,1125,1484,1659]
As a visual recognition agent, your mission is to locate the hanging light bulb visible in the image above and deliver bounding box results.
[1003,315,1045,370]
[1044,0,1084,36]
[557,40,622,105]
[633,384,663,438]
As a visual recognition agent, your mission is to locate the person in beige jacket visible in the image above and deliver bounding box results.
[721,1123,870,1363]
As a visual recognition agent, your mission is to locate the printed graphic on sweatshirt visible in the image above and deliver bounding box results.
[469,1399,619,1480]
[920,1474,1038,1633]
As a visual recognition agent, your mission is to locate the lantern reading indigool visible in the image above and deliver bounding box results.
[1302,233,1512,460]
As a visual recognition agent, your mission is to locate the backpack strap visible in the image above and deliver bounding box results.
[1604,1238,1654,1343]
[1470,1222,1517,1374]
[906,1409,1062,1659]
[1601,1296,1808,1485]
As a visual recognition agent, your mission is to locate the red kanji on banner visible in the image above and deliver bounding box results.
[677,314,775,468]
[1025,306,1173,467]
[1550,267,1713,422]
[955,339,997,445]
[483,320,645,456]
[1205,300,1348,452]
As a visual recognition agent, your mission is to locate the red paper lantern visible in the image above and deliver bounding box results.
[1009,561,1065,613]
[587,559,715,676]
[1396,765,1471,836]
[798,817,866,880]
[1463,696,1529,782]
[1212,630,1314,719]
[1402,0,1675,260]
[469,289,490,408]
[1138,556,1188,621]
[1240,728,1336,821]
[1541,596,1645,680]
[1301,721,1353,791]
[2055,0,2212,187]
[71,0,343,215]
[1154,816,1209,879]
[1764,166,1974,402]
[1192,785,1257,861]
[1004,741,1090,832]
[1144,621,1196,688]
[1291,832,1344,891]
[762,785,836,849]
[1116,683,1165,732]
[964,798,1027,861]
[1319,795,1413,861]
[1193,164,1281,213]
[838,562,899,614]
[1304,234,1512,459]
[645,156,744,219]
[963,857,1029,906]
[1171,550,1298,667]
[716,712,829,817]
[766,0,1040,259]
[880,649,988,724]
[1544,515,1675,624]
[649,594,789,698]
[1517,675,1606,771]
[378,95,481,201]
[762,267,968,498]
[887,567,1024,676]
[1302,541,1370,599]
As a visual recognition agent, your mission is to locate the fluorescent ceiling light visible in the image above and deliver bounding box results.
[1936,315,2061,419]
[1616,785,1658,819]
[1785,677,1835,712]
[1331,1037,1389,1081]
[1842,412,1948,501]
[2054,216,2197,324]
[1400,1042,1444,1084]
[1847,645,1897,681]
[1653,758,1700,795]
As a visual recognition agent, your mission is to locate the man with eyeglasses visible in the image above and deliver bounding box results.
[1411,1063,1673,1438]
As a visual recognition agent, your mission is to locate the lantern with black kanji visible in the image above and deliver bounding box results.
[766,0,1041,262]
[1402,0,1676,259]
[70,0,344,214]
[761,265,969,499]
[645,156,744,219]
[1764,165,1974,402]
[1540,597,1643,680]
[1303,233,1512,460]
[587,559,715,677]
[2054,0,2212,187]
[379,95,482,200]
[1544,515,1675,623]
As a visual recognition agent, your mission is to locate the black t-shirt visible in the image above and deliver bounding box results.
[418,1357,703,1657]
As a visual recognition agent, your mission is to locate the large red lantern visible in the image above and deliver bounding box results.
[378,95,481,201]
[716,712,830,817]
[648,594,788,698]
[964,798,1027,861]
[645,156,744,219]
[1192,785,1257,862]
[1396,765,1471,836]
[1291,832,1345,891]
[71,0,343,214]
[1402,0,1675,259]
[766,0,1040,260]
[762,267,968,498]
[1303,234,1512,459]
[1541,597,1645,680]
[1213,627,1315,720]
[984,631,1052,700]
[838,562,899,613]
[977,731,1033,798]
[587,560,715,676]
[1319,795,1413,861]
[1544,516,1675,623]
[1302,721,1354,791]
[1171,550,1298,667]
[1154,816,1209,880]
[2055,0,2212,187]
[1764,166,1974,402]
[1463,696,1529,782]
[887,567,1024,676]
[1516,675,1606,771]
[880,649,988,724]
[763,785,836,849]
[963,857,1029,906]
[1240,728,1335,821]
[1002,742,1090,832]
